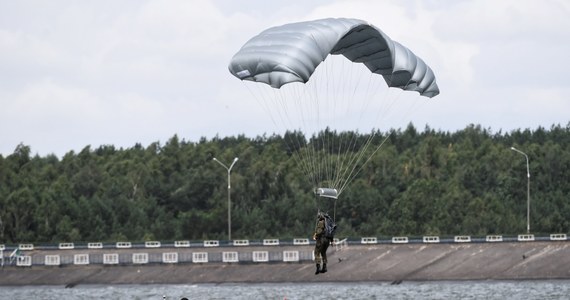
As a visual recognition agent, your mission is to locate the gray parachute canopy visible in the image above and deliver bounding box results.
[229,18,439,98]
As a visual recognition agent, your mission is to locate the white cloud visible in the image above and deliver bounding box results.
[1,0,568,157]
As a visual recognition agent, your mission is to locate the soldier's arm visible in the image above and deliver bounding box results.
[315,220,325,236]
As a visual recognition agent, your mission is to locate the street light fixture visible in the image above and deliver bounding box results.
[510,147,530,233]
[213,157,239,241]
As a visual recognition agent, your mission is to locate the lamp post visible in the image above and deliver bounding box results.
[213,157,239,241]
[510,147,530,233]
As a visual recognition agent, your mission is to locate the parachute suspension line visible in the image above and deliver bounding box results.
[307,55,394,195]
[305,33,330,192]
[287,85,320,189]
[319,55,333,190]
[310,55,332,190]
[243,80,320,189]
[318,56,350,191]
[337,133,392,196]
[332,57,356,190]
[330,56,352,190]
[316,55,380,193]
[343,86,403,185]
[335,63,378,189]
[356,81,428,178]
[336,83,426,196]
[310,78,325,189]
[300,70,330,190]
[245,81,315,187]
[397,89,430,128]
[313,63,326,187]
[326,55,340,189]
[306,68,323,189]
[242,81,272,124]
[331,80,398,196]
[295,83,318,188]
[332,66,385,196]
[333,59,356,190]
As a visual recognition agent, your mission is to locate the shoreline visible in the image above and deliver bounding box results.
[5,278,570,288]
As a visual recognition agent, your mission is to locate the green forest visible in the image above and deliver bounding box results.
[1,123,570,244]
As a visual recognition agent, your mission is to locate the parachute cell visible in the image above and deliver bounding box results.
[229,18,439,97]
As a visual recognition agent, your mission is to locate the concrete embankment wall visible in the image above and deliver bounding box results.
[1,241,570,286]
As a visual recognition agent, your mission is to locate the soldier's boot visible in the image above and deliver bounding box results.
[315,264,321,275]
[321,263,327,273]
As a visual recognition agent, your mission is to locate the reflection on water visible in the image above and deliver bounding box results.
[2,280,570,300]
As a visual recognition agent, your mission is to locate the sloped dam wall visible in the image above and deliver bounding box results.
[1,240,570,286]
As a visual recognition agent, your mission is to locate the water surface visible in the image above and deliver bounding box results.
[2,280,570,300]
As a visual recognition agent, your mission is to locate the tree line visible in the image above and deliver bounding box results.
[1,123,569,244]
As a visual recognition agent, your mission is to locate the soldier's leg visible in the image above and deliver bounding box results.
[314,240,322,274]
[321,238,330,273]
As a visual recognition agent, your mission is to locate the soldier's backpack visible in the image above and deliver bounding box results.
[323,214,337,239]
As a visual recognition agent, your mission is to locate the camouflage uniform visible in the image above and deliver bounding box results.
[313,215,330,274]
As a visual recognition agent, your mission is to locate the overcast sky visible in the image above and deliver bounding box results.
[1,0,569,157]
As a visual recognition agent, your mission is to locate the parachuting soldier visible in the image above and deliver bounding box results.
[313,212,330,274]
[230,19,438,274]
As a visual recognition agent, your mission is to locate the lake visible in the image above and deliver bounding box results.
[2,280,570,299]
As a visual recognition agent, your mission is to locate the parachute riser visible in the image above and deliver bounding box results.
[315,187,339,222]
